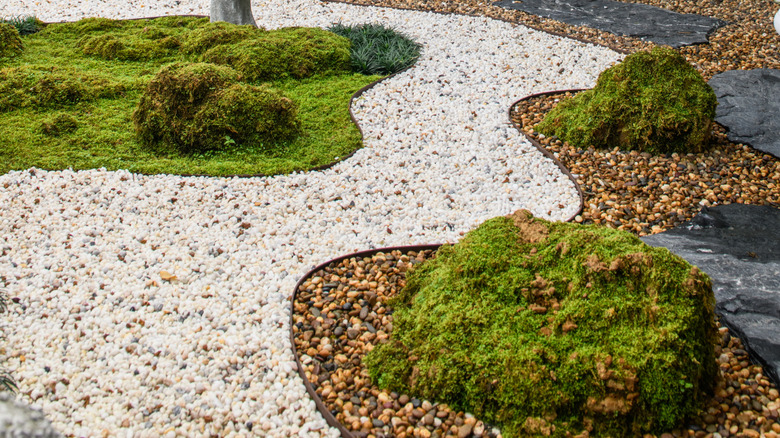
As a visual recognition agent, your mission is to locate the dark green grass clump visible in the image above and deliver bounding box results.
[536,47,716,154]
[0,15,43,36]
[0,22,23,59]
[328,22,421,75]
[366,210,718,437]
[133,62,301,155]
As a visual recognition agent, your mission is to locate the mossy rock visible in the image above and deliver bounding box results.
[40,113,79,136]
[200,27,352,81]
[0,23,23,60]
[366,210,718,437]
[536,47,717,154]
[0,65,125,112]
[133,62,301,154]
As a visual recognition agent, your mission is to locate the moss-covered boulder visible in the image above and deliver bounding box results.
[0,23,23,60]
[199,27,352,81]
[0,65,125,112]
[132,62,301,154]
[536,47,717,154]
[366,210,718,437]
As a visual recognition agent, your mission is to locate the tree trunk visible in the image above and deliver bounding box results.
[210,0,258,27]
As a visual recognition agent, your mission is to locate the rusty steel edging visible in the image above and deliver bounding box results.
[289,244,443,438]
[507,88,588,223]
[37,15,417,179]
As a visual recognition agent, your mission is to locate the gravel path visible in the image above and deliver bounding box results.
[0,0,621,436]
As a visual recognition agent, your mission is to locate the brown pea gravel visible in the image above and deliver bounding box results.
[510,91,780,236]
[292,249,780,438]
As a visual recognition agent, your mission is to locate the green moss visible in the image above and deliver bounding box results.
[40,113,78,136]
[201,27,352,81]
[0,16,387,176]
[366,210,718,437]
[0,23,23,60]
[0,65,125,112]
[45,17,122,35]
[536,47,717,154]
[179,21,261,54]
[133,62,300,154]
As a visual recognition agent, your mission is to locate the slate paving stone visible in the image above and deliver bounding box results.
[642,204,780,386]
[709,69,780,158]
[0,392,62,438]
[492,0,726,48]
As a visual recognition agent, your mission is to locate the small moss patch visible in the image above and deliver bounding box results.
[199,27,352,82]
[536,47,717,154]
[0,22,23,60]
[0,65,125,112]
[366,210,718,437]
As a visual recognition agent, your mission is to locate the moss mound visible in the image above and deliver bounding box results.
[0,65,125,112]
[179,21,260,54]
[133,62,301,154]
[200,27,352,81]
[366,210,718,437]
[0,23,23,60]
[40,113,78,136]
[536,47,717,154]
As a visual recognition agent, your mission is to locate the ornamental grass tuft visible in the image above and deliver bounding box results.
[328,22,421,75]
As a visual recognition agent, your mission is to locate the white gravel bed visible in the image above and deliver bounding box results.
[0,0,621,436]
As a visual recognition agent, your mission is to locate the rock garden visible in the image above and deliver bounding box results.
[0,0,779,436]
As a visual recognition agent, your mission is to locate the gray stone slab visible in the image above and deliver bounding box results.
[0,392,61,438]
[642,204,780,386]
[493,0,727,48]
[709,69,780,158]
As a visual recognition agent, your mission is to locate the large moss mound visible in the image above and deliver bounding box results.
[132,62,301,155]
[366,210,718,437]
[536,47,717,154]
[0,22,23,60]
[199,27,352,82]
[0,65,125,112]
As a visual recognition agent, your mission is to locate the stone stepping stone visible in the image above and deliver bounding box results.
[709,69,780,159]
[642,204,780,387]
[493,0,726,48]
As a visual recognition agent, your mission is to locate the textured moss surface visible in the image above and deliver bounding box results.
[0,22,23,60]
[366,210,718,437]
[0,65,125,112]
[133,62,301,154]
[200,27,352,82]
[0,16,382,175]
[536,47,717,154]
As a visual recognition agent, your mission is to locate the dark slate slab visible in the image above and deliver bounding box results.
[493,0,727,48]
[641,204,780,386]
[709,69,780,158]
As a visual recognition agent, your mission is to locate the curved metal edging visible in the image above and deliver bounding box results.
[38,15,419,179]
[289,244,443,438]
[319,0,634,55]
[508,88,588,223]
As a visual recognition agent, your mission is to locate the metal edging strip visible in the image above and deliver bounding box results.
[507,88,588,223]
[289,244,443,438]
